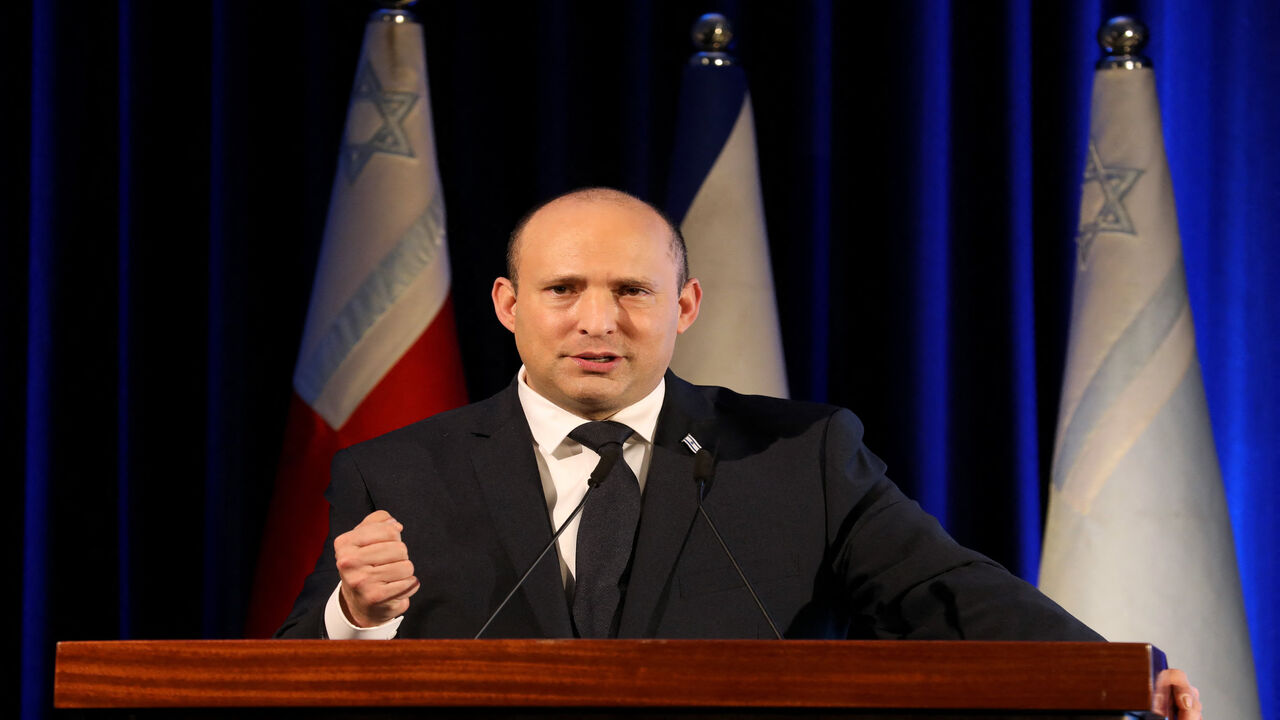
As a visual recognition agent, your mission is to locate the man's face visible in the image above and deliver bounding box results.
[492,196,701,419]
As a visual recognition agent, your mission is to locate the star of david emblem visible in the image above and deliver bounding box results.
[340,58,419,182]
[1075,139,1143,268]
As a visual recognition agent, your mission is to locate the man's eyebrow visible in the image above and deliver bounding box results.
[611,276,658,288]
[538,274,584,286]
[536,275,659,288]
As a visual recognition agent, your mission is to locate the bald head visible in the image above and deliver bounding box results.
[506,188,689,290]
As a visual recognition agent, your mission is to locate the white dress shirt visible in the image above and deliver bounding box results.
[324,367,665,639]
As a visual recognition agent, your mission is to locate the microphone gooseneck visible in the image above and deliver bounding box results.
[474,446,621,639]
[692,447,784,640]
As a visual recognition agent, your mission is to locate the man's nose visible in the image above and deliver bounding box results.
[576,289,618,335]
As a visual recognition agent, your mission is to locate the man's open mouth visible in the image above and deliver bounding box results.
[571,353,621,370]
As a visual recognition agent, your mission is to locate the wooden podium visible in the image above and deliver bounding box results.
[54,639,1165,718]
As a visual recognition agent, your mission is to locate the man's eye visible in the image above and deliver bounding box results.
[548,286,570,295]
[620,287,649,297]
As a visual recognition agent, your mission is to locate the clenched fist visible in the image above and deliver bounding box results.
[335,510,420,627]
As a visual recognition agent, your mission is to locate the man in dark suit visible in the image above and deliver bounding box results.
[278,187,1200,717]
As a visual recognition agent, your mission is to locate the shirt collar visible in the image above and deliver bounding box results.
[516,365,665,452]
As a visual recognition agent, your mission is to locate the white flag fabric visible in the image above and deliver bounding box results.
[1039,66,1260,718]
[292,16,454,429]
[666,58,788,398]
[246,10,467,637]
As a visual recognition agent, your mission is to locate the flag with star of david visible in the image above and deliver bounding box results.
[1038,62,1260,718]
[244,9,467,638]
[663,33,788,398]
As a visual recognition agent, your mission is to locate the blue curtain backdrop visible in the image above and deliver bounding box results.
[11,0,1277,717]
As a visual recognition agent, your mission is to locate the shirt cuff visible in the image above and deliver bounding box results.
[323,583,404,640]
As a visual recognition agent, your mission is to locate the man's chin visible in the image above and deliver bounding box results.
[557,377,629,419]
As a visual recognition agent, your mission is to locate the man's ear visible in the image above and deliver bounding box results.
[492,277,518,333]
[676,277,702,334]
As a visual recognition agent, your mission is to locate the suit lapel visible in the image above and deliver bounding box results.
[617,374,716,637]
[470,384,574,638]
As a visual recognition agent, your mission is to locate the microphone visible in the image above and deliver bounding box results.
[691,447,783,639]
[473,446,621,639]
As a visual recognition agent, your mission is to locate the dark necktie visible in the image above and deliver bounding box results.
[568,420,640,638]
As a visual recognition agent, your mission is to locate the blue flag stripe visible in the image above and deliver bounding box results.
[663,62,748,225]
[1052,261,1188,489]
[293,196,445,405]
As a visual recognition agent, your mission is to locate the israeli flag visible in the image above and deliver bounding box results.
[664,25,788,398]
[1039,63,1260,719]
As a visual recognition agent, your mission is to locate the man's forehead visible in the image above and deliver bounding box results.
[508,188,686,289]
[520,201,672,259]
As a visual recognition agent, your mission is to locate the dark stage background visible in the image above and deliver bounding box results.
[9,0,1278,717]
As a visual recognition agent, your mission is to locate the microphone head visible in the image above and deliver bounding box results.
[693,447,715,483]
[587,443,623,487]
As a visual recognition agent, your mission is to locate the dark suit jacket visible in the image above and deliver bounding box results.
[278,373,1100,641]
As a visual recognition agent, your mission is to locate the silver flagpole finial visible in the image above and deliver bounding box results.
[1097,16,1150,70]
[690,13,735,68]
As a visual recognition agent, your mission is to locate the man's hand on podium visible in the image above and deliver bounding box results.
[1153,668,1201,719]
[335,510,420,627]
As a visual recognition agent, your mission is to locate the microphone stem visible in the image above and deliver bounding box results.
[474,486,594,639]
[696,481,783,640]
